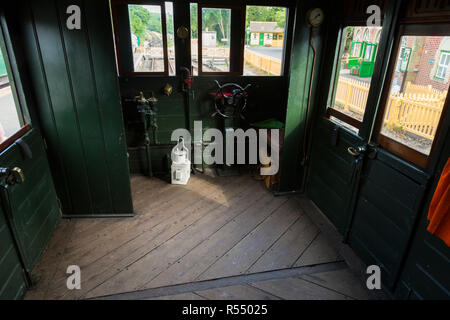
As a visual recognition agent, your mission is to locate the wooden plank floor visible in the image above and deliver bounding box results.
[24,174,369,300]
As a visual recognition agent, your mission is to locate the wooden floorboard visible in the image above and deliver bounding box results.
[248,213,319,273]
[197,198,299,281]
[46,175,252,299]
[24,174,366,300]
[294,232,343,267]
[86,179,278,297]
[145,192,288,289]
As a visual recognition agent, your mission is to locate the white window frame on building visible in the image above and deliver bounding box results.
[436,50,450,80]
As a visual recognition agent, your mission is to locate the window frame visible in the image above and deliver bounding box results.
[435,50,450,80]
[372,23,450,169]
[0,11,30,152]
[111,0,170,76]
[326,25,382,132]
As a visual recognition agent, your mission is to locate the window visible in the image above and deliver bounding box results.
[190,3,198,75]
[199,7,231,73]
[375,35,450,168]
[327,26,382,133]
[243,5,287,76]
[436,51,450,80]
[113,2,175,75]
[0,28,28,149]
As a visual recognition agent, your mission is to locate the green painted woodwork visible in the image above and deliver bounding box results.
[0,205,27,300]
[394,128,450,299]
[307,119,364,233]
[259,33,264,46]
[15,0,133,216]
[359,60,374,77]
[348,150,429,289]
[0,129,61,275]
[120,75,289,175]
[278,1,324,192]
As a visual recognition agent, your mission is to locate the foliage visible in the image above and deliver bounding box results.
[344,27,355,53]
[202,8,231,46]
[190,4,198,38]
[129,5,173,41]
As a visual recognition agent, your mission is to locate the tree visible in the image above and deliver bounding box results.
[129,5,163,39]
[202,8,231,46]
[129,12,145,39]
[190,4,198,38]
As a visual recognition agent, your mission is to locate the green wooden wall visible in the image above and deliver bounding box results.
[120,75,290,174]
[10,0,133,217]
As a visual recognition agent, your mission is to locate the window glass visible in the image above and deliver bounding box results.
[190,3,198,75]
[165,2,175,75]
[128,3,175,74]
[243,6,287,76]
[379,36,450,156]
[0,50,23,143]
[328,26,382,133]
[201,7,231,73]
[436,51,450,79]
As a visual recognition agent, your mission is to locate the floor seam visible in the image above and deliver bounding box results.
[290,230,321,268]
[244,213,303,274]
[295,274,358,300]
[91,261,348,300]
[245,283,285,300]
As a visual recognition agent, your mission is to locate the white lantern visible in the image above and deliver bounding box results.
[171,138,191,185]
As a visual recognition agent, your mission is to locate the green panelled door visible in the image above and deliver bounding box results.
[0,129,60,275]
[0,205,27,299]
[259,33,264,46]
[18,0,133,216]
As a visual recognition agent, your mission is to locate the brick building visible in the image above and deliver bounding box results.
[394,36,450,92]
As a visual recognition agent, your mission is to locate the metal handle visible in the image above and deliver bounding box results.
[347,145,367,158]
[0,167,25,185]
[347,147,360,157]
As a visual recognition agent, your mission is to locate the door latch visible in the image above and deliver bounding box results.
[347,145,367,158]
[0,167,25,185]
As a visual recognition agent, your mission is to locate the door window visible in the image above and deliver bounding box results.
[327,26,382,133]
[376,35,450,168]
[0,33,28,149]
[243,5,287,76]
